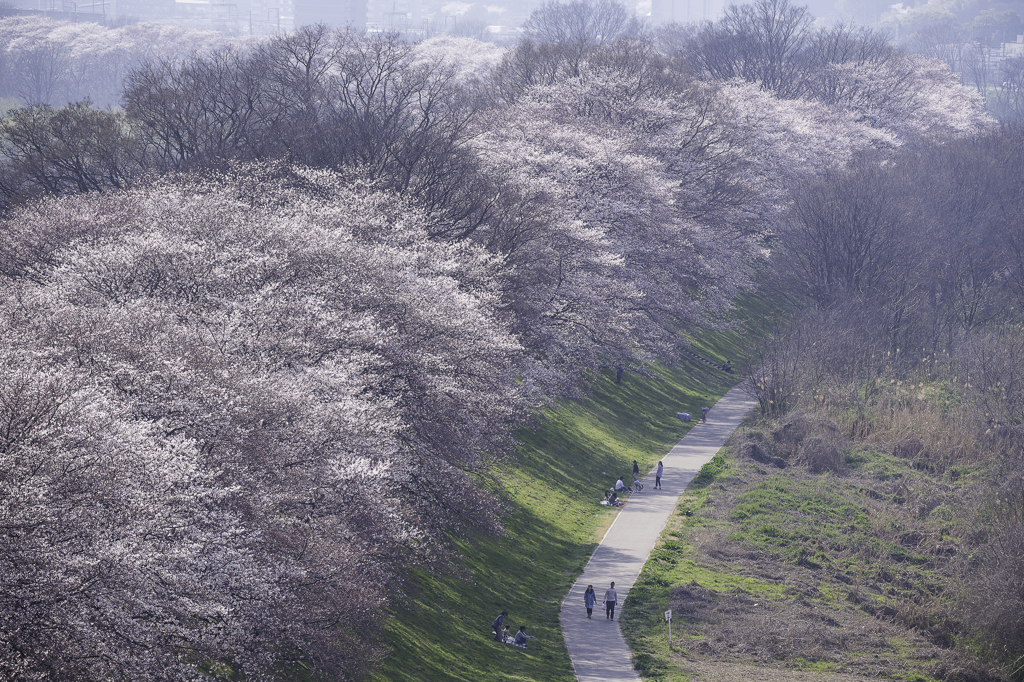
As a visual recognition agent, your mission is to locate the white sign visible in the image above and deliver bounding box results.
[664,609,671,622]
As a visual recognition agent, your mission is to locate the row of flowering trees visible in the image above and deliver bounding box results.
[0,1,994,679]
[1,168,526,680]
[0,17,238,107]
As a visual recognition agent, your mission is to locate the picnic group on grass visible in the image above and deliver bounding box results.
[491,611,535,649]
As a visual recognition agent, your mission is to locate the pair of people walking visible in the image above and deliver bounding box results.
[583,582,618,620]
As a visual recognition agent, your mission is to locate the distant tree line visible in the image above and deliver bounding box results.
[0,0,1002,679]
[889,5,1024,122]
[0,17,239,108]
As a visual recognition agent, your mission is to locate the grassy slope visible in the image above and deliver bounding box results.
[370,336,744,682]
[620,432,983,682]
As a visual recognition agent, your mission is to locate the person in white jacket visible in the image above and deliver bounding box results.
[604,582,618,620]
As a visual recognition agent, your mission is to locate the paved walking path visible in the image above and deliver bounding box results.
[559,385,757,682]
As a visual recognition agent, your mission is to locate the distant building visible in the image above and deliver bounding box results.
[294,0,366,30]
[1003,34,1024,58]
[12,0,294,33]
[649,0,685,24]
[7,0,108,21]
[11,0,112,20]
[649,0,721,25]
[364,0,415,32]
[167,0,293,34]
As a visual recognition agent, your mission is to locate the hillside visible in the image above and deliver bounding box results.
[622,364,1024,682]
[370,339,744,681]
[370,304,1024,682]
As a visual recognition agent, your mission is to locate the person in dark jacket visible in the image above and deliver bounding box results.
[632,460,640,478]
[492,610,508,641]
[584,585,596,618]
[514,625,534,648]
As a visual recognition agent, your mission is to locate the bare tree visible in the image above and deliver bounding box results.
[0,102,149,208]
[962,41,990,94]
[123,29,488,237]
[775,157,915,308]
[907,16,967,82]
[123,47,269,170]
[492,0,644,98]
[687,0,813,98]
[991,57,1024,121]
[802,22,900,105]
[522,0,642,49]
[742,315,808,418]
[10,37,71,105]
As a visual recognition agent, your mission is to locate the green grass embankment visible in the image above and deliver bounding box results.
[369,335,744,682]
[620,428,984,681]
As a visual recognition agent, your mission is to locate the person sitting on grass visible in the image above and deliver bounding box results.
[615,476,626,492]
[502,625,512,643]
[514,625,535,648]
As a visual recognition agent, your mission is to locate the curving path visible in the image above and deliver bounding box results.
[559,384,757,682]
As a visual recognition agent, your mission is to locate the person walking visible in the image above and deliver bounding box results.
[655,460,663,489]
[632,460,640,479]
[584,585,596,618]
[604,582,618,620]
[701,406,709,423]
[492,610,508,641]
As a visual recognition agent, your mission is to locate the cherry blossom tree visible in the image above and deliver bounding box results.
[471,67,766,384]
[675,2,992,143]
[0,163,529,680]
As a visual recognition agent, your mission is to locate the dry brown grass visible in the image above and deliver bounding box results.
[672,423,1003,681]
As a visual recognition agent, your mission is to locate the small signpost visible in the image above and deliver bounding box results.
[665,609,672,647]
